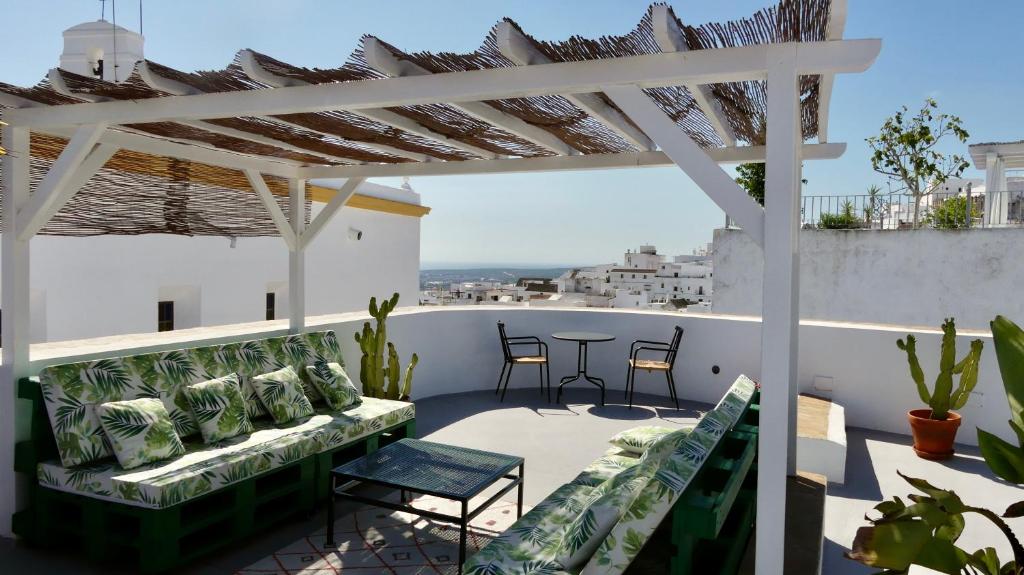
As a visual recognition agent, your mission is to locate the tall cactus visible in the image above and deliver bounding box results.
[897,317,983,420]
[354,293,418,401]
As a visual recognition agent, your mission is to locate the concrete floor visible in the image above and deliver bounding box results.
[1,388,1017,574]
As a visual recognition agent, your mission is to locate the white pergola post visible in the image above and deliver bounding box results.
[755,43,803,574]
[1,126,31,537]
[288,178,307,333]
[984,152,1007,226]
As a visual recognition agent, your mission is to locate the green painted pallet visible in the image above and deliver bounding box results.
[12,376,416,573]
[668,391,760,575]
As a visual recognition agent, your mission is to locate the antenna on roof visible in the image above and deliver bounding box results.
[99,0,105,20]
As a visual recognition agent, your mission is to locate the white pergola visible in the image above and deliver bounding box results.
[0,3,879,571]
[969,140,1024,225]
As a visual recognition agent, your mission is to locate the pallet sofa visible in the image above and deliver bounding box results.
[464,375,759,575]
[11,329,416,573]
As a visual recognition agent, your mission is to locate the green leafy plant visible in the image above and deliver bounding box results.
[847,316,1024,574]
[354,293,419,401]
[926,195,970,229]
[735,162,765,206]
[867,98,970,228]
[897,318,983,420]
[863,184,887,228]
[819,200,861,229]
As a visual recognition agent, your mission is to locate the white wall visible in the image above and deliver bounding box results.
[713,227,1024,330]
[28,307,1014,448]
[0,183,420,343]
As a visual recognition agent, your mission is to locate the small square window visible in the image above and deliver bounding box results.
[157,301,174,332]
[266,293,276,321]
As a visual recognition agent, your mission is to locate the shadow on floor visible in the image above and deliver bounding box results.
[416,387,707,437]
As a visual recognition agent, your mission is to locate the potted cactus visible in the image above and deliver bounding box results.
[897,318,983,460]
[354,293,419,401]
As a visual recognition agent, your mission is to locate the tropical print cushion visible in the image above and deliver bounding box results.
[252,366,315,424]
[184,373,254,444]
[638,425,695,464]
[464,482,597,575]
[37,396,415,509]
[38,330,343,467]
[305,362,361,411]
[607,426,674,455]
[570,452,641,488]
[556,465,651,569]
[317,397,415,452]
[580,375,756,575]
[96,397,186,470]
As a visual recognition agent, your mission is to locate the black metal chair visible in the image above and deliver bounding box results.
[496,321,550,402]
[626,326,684,409]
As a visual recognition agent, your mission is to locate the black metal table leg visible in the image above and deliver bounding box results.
[326,474,336,547]
[459,499,469,574]
[517,463,524,519]
[556,340,606,405]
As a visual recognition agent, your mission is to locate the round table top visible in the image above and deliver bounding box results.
[551,331,615,342]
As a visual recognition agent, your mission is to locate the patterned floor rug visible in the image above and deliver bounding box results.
[237,494,525,574]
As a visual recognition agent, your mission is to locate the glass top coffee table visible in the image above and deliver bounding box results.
[327,438,524,573]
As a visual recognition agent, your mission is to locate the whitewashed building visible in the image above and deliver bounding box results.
[559,245,713,308]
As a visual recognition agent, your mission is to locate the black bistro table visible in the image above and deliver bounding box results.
[553,331,615,406]
[327,438,524,573]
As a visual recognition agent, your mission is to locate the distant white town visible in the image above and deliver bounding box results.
[421,244,713,311]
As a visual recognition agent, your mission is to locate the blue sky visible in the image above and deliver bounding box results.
[3,1,1021,267]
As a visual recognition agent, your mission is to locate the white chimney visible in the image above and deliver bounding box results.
[59,20,144,83]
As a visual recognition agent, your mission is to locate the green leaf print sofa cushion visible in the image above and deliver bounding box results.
[463,375,757,575]
[251,366,315,424]
[38,330,345,468]
[36,395,415,509]
[183,373,254,444]
[96,397,186,470]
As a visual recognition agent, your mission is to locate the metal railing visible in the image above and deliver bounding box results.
[800,191,1024,230]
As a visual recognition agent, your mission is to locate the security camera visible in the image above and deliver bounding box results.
[347,227,363,241]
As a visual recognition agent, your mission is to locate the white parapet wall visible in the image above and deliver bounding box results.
[25,306,1015,449]
[0,182,421,343]
[712,227,1024,331]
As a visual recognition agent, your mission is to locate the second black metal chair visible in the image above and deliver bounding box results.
[496,321,550,402]
[626,326,684,409]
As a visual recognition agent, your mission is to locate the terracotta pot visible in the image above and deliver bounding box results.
[907,409,961,460]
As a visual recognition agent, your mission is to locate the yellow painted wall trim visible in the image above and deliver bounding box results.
[308,184,431,217]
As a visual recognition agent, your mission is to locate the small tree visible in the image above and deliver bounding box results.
[867,98,970,228]
[863,184,884,229]
[735,162,765,206]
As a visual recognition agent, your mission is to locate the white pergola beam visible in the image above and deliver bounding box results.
[17,142,118,241]
[300,143,845,179]
[652,5,737,147]
[237,50,498,160]
[51,67,346,166]
[495,22,654,151]
[288,178,307,333]
[363,38,577,156]
[816,0,848,143]
[244,169,298,250]
[300,177,363,249]
[756,43,804,575]
[8,40,882,129]
[1,125,30,538]
[603,85,765,247]
[140,61,430,163]
[14,123,107,241]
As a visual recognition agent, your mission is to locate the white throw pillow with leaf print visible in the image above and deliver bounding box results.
[304,362,361,411]
[608,425,676,456]
[555,465,650,569]
[96,397,186,470]
[184,373,254,444]
[251,366,314,424]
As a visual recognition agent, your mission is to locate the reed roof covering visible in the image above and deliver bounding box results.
[0,0,833,236]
